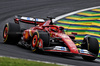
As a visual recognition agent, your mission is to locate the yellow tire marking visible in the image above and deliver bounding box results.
[4,23,9,43]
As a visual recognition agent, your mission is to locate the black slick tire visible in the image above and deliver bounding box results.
[82,37,99,61]
[3,23,21,44]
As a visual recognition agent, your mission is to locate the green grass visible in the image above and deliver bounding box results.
[0,57,60,66]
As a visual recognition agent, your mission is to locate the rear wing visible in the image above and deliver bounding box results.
[14,15,46,26]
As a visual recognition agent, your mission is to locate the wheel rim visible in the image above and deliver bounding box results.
[4,27,8,39]
[38,39,43,48]
[32,35,38,47]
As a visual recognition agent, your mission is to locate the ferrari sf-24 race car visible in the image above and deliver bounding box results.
[3,15,99,61]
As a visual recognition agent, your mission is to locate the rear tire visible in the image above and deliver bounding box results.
[3,23,21,44]
[81,37,99,61]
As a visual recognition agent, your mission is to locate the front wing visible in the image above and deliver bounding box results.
[42,46,96,58]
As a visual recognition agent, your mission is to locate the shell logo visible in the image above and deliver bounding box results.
[66,39,71,41]
[24,31,29,39]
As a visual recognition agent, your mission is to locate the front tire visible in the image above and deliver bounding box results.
[81,37,99,61]
[30,31,50,52]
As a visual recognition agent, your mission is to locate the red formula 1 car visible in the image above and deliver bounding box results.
[3,15,99,61]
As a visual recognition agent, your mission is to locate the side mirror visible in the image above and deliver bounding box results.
[71,32,77,35]
[14,18,19,24]
[47,16,55,25]
[47,16,55,19]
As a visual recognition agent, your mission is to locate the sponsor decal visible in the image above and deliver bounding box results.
[53,46,67,51]
[66,39,71,41]
[79,49,89,54]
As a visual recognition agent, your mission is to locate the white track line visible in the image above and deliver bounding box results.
[0,56,75,66]
[53,6,100,22]
[53,6,100,61]
[1,6,100,66]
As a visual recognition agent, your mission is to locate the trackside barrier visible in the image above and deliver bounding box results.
[55,8,100,58]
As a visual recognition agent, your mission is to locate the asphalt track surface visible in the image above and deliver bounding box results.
[0,0,100,66]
